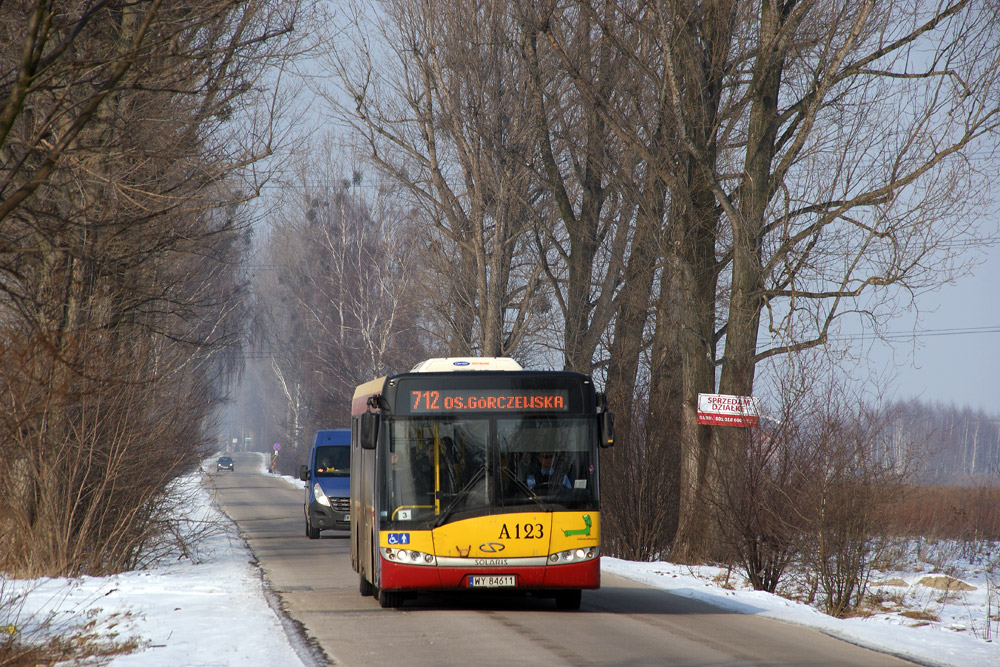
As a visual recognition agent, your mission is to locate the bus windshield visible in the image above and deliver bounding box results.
[381,415,597,530]
[497,416,595,510]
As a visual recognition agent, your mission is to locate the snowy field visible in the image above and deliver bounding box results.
[1,462,308,667]
[2,455,998,666]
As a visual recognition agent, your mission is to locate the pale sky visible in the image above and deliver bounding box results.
[862,244,1000,414]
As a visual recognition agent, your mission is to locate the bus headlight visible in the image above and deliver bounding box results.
[382,547,436,566]
[312,483,330,506]
[549,547,598,563]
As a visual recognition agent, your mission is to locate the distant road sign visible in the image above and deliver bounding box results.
[273,443,282,451]
[697,393,760,428]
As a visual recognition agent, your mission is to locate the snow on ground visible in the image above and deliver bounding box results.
[2,454,999,666]
[601,559,1000,667]
[2,461,308,667]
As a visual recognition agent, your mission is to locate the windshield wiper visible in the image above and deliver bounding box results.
[433,466,485,528]
[500,466,552,511]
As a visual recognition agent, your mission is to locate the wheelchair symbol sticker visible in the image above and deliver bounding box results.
[387,533,410,545]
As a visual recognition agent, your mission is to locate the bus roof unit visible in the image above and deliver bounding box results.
[409,357,523,373]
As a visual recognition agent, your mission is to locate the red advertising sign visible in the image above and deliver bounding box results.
[697,393,760,428]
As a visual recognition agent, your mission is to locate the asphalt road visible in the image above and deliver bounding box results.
[206,452,917,666]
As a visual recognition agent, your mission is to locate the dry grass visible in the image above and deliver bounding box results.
[899,609,939,622]
[1,632,138,667]
[886,485,1000,542]
[917,575,977,592]
[0,616,139,667]
[2,574,141,666]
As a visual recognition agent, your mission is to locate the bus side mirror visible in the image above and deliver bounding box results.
[360,412,378,450]
[599,411,615,448]
[298,465,309,482]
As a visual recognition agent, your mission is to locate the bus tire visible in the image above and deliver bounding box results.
[378,589,404,608]
[555,589,581,610]
[307,518,320,540]
[360,574,374,597]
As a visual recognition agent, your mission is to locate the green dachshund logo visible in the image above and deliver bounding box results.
[563,514,592,537]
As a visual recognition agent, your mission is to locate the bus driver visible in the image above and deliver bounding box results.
[526,452,572,493]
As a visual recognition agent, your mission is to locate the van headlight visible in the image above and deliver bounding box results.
[312,483,330,506]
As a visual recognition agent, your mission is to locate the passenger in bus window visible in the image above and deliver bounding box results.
[412,442,435,501]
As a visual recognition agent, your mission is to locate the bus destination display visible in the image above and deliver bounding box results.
[409,389,569,413]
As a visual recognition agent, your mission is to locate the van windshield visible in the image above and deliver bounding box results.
[314,445,350,477]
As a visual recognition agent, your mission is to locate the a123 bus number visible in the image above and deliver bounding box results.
[498,522,544,539]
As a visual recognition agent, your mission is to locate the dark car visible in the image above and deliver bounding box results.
[217,456,234,472]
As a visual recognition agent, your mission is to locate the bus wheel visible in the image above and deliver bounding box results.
[307,518,320,540]
[359,574,374,597]
[378,589,404,608]
[554,589,581,610]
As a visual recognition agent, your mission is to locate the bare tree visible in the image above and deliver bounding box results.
[533,0,740,558]
[0,0,305,576]
[298,1,1000,565]
[249,137,425,470]
[325,0,554,359]
[708,0,997,561]
[554,0,1000,560]
[516,4,686,554]
[883,400,1000,484]
[514,3,633,374]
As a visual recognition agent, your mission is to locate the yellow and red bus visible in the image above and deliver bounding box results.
[350,357,614,609]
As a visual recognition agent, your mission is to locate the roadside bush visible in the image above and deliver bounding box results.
[0,338,210,577]
[795,397,907,617]
[717,362,911,615]
[716,419,810,593]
